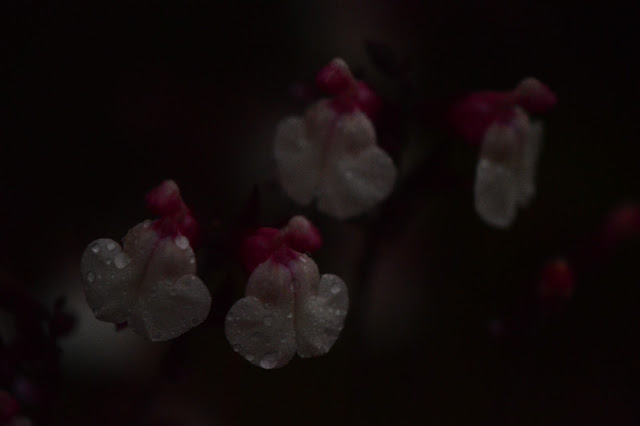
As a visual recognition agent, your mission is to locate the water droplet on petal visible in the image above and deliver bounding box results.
[286,313,293,319]
[246,354,254,361]
[259,353,279,369]
[105,258,112,265]
[335,309,341,316]
[91,244,100,254]
[114,252,130,269]
[143,220,151,228]
[86,271,95,283]
[189,255,195,264]
[174,235,190,250]
[331,285,341,294]
[106,241,116,251]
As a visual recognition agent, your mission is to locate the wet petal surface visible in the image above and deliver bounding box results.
[81,239,138,323]
[130,274,211,342]
[225,261,296,369]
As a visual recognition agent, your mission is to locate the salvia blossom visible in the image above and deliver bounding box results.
[274,58,397,219]
[225,216,348,369]
[451,77,557,228]
[80,180,211,342]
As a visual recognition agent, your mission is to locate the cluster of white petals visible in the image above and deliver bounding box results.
[474,107,544,228]
[81,221,211,342]
[226,216,348,369]
[226,255,348,369]
[274,60,397,219]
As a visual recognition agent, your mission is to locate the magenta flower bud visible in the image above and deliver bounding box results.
[315,58,354,95]
[145,179,185,217]
[228,216,348,369]
[450,77,557,146]
[241,227,281,273]
[80,181,211,341]
[241,216,322,273]
[449,91,514,146]
[353,81,382,121]
[280,215,323,253]
[513,77,558,114]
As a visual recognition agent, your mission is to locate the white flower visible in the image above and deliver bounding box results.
[274,59,397,219]
[226,216,348,369]
[80,181,211,342]
[474,107,544,228]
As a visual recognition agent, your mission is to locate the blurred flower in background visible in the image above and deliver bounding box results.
[274,59,397,219]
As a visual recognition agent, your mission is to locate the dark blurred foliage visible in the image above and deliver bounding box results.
[2,1,640,425]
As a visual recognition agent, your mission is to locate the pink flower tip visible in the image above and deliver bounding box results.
[145,180,200,247]
[450,78,556,146]
[281,215,323,253]
[145,180,186,217]
[315,58,354,95]
[241,216,322,273]
[354,81,382,120]
[315,58,382,121]
[448,91,514,146]
[513,77,558,114]
[539,258,575,301]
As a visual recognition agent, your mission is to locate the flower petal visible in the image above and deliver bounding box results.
[296,273,349,358]
[331,110,377,154]
[474,158,518,229]
[318,145,397,219]
[225,260,296,369]
[138,235,197,292]
[517,121,543,207]
[274,116,323,205]
[479,108,530,165]
[80,239,138,323]
[129,274,211,342]
[122,221,159,267]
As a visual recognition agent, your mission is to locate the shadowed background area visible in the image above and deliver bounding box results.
[2,1,639,425]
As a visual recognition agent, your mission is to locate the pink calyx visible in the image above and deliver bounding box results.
[449,91,515,145]
[145,180,200,247]
[513,77,557,114]
[316,58,382,121]
[241,216,323,272]
[449,78,557,145]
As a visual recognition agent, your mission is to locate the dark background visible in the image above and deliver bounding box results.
[2,1,640,425]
